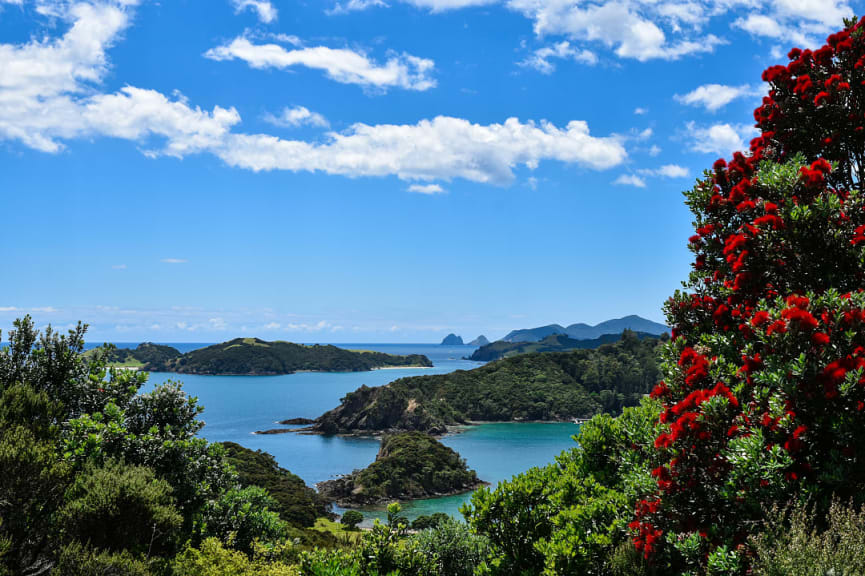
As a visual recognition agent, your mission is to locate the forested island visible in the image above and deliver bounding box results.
[300,332,661,435]
[468,330,663,361]
[316,432,483,506]
[92,338,432,375]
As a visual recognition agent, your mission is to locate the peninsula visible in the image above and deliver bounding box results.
[94,338,432,375]
[295,332,661,435]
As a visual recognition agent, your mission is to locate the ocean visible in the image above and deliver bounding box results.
[100,342,581,522]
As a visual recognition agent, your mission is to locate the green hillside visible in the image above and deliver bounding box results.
[94,338,432,375]
[311,332,661,434]
[316,432,482,506]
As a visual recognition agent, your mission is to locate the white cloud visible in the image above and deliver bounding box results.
[733,0,853,46]
[687,122,758,155]
[519,41,597,73]
[218,117,628,184]
[639,164,689,178]
[506,0,725,62]
[0,306,18,312]
[331,0,496,12]
[613,174,646,187]
[634,107,648,115]
[675,83,760,112]
[408,183,446,194]
[112,264,127,269]
[204,37,436,92]
[0,2,239,155]
[0,2,626,187]
[209,317,228,330]
[231,0,277,23]
[263,106,329,128]
[338,0,851,63]
[327,0,388,15]
[648,145,662,156]
[263,321,281,330]
[161,258,188,264]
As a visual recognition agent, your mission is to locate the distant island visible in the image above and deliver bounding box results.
[468,335,490,346]
[440,333,464,345]
[316,432,484,506]
[500,314,669,343]
[297,332,661,435]
[93,338,433,375]
[469,330,663,362]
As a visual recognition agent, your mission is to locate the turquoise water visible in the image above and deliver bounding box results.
[345,422,579,524]
[137,343,580,522]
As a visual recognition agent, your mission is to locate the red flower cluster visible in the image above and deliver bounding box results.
[753,21,865,190]
[647,18,865,567]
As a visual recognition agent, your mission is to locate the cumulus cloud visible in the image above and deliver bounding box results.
[686,122,758,155]
[407,183,446,194]
[506,0,726,62]
[0,1,627,186]
[639,164,689,178]
[519,41,597,73]
[204,37,436,92]
[0,1,239,154]
[217,117,628,184]
[334,0,852,63]
[231,0,277,23]
[613,174,646,187]
[263,106,329,128]
[675,83,761,112]
[733,0,853,46]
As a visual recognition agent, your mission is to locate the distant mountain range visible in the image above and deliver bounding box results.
[500,315,669,343]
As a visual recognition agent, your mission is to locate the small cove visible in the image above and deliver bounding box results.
[137,343,581,522]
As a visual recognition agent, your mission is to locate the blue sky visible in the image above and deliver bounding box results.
[0,0,860,342]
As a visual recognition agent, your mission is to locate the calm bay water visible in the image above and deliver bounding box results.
[107,343,580,522]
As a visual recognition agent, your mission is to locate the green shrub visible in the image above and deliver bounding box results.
[409,513,449,531]
[194,486,288,555]
[173,538,298,576]
[340,511,363,531]
[59,461,182,556]
[52,541,153,576]
[750,500,865,576]
[399,517,489,576]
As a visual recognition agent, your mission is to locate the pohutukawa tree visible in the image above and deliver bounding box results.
[633,17,865,572]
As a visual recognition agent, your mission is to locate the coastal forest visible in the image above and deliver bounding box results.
[92,338,432,375]
[310,331,661,435]
[7,20,865,576]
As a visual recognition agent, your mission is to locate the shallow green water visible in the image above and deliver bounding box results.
[338,422,580,524]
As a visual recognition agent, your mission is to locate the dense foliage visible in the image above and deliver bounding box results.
[749,500,865,575]
[464,399,660,576]
[314,333,662,434]
[0,317,329,575]
[635,19,865,572]
[222,442,333,528]
[317,432,481,505]
[90,342,182,368]
[468,330,662,362]
[144,338,432,375]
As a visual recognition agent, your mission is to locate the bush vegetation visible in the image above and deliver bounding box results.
[314,332,662,434]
